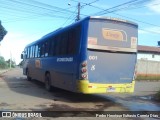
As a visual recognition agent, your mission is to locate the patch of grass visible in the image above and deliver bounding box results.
[155,91,160,102]
[136,75,160,81]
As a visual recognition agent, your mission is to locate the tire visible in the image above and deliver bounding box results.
[45,73,52,91]
[26,69,31,81]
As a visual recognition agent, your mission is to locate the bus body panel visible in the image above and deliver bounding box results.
[22,17,88,92]
[87,50,136,84]
[86,17,138,84]
[42,57,76,91]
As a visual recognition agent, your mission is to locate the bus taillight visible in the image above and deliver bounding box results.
[81,61,88,79]
[81,74,88,79]
[81,61,87,67]
[81,67,87,73]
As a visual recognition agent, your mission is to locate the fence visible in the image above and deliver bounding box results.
[136,60,160,80]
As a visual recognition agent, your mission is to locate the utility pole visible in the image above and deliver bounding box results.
[75,2,80,21]
[10,50,12,69]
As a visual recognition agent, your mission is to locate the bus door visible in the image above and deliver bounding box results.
[87,18,138,84]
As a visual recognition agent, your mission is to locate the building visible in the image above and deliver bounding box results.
[137,45,160,61]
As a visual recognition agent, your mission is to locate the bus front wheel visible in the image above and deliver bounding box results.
[45,73,52,91]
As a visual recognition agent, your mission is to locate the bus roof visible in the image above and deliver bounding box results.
[89,16,138,26]
[25,16,138,48]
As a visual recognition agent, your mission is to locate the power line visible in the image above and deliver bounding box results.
[78,1,160,34]
[2,0,160,35]
[139,27,160,34]
[70,0,100,21]
[96,0,159,16]
[26,0,88,17]
[83,1,159,26]
[8,0,76,15]
[61,8,77,27]
[71,0,99,6]
[113,13,160,28]
[0,0,80,23]
[0,0,90,23]
[93,0,144,15]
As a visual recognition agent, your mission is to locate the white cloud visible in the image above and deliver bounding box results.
[138,29,149,34]
[147,0,160,13]
[0,29,51,65]
[0,32,33,64]
[149,26,160,33]
[139,26,160,35]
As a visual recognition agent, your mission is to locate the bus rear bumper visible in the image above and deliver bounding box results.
[77,80,135,94]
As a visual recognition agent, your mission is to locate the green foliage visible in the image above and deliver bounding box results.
[0,56,8,69]
[0,20,7,42]
[155,90,160,101]
[0,56,16,69]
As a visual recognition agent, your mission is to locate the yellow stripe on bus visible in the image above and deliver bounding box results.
[77,80,135,94]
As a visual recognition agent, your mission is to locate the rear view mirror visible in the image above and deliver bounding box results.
[21,54,23,59]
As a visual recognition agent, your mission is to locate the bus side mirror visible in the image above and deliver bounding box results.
[21,54,23,59]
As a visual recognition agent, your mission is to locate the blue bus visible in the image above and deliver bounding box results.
[21,16,138,94]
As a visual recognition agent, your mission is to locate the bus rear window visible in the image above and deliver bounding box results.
[87,19,138,52]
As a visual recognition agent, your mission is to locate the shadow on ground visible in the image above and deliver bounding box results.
[1,70,119,112]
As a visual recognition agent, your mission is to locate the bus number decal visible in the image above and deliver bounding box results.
[91,65,95,71]
[89,56,97,60]
[91,65,96,71]
[57,57,73,62]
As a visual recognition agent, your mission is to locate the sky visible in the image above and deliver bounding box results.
[0,0,160,64]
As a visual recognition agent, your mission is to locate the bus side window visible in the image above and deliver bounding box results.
[55,35,61,56]
[60,33,68,55]
[27,47,30,58]
[49,38,54,56]
[35,45,38,58]
[32,45,35,58]
[23,49,26,59]
[41,43,45,57]
[30,46,33,58]
[68,30,76,54]
[38,44,41,58]
[68,25,81,55]
[26,48,28,59]
[45,41,49,57]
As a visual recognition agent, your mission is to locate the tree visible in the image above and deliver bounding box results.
[6,59,16,68]
[0,56,8,69]
[0,20,7,42]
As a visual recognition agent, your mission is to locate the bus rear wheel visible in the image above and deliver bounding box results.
[45,73,52,91]
[26,69,31,81]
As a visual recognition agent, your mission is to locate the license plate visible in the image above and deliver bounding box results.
[107,87,115,92]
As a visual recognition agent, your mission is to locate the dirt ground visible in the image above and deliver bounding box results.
[0,68,159,120]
